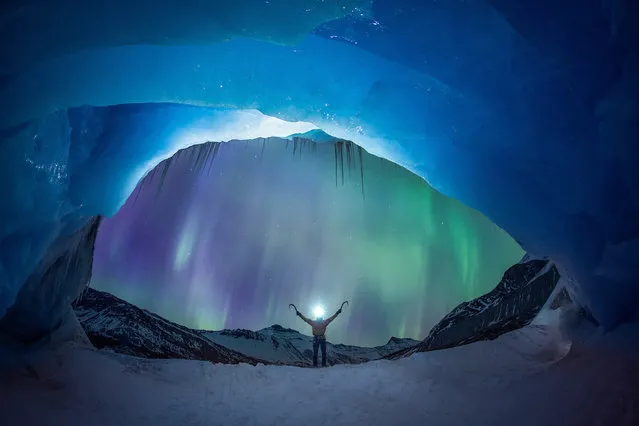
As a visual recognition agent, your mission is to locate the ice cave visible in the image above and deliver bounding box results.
[0,1,638,425]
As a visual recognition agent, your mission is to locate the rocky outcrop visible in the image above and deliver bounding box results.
[387,256,561,359]
[549,287,572,310]
[74,288,263,365]
[0,216,102,343]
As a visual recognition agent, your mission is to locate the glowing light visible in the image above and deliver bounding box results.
[126,108,318,198]
[313,305,325,319]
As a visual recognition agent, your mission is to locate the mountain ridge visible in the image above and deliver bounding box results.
[74,288,419,367]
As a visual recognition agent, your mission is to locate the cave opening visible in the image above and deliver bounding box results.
[82,122,523,351]
[1,1,638,423]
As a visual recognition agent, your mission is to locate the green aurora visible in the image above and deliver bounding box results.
[92,138,524,346]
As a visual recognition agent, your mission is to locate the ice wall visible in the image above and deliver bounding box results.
[0,106,319,322]
[0,216,101,342]
[0,0,371,74]
[1,0,638,332]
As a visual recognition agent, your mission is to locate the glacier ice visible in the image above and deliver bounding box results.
[0,105,320,323]
[0,0,638,332]
[0,0,372,74]
[0,217,101,342]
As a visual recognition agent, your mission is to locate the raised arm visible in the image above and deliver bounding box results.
[322,309,341,326]
[296,311,313,326]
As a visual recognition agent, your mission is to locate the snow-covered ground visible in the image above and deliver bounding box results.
[1,307,638,426]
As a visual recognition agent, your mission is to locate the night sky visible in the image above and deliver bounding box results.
[92,138,523,346]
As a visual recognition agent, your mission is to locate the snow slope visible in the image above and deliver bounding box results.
[203,326,418,367]
[1,307,637,426]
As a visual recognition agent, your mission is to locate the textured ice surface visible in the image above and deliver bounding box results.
[0,0,371,74]
[0,106,318,319]
[0,0,638,328]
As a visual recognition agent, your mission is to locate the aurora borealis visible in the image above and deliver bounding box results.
[92,137,523,346]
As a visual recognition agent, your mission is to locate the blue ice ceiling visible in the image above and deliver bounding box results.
[0,0,637,330]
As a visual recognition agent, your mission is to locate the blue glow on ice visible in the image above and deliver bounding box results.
[0,0,637,329]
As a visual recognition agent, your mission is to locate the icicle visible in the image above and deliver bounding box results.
[293,138,298,157]
[146,165,159,188]
[155,156,173,199]
[202,143,219,176]
[131,177,146,206]
[187,144,198,168]
[205,142,222,176]
[346,142,352,177]
[203,143,218,174]
[334,143,338,187]
[339,141,345,186]
[191,144,204,173]
[191,143,209,174]
[358,146,365,200]
[260,138,266,160]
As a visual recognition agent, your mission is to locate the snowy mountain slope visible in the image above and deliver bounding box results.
[73,288,262,365]
[74,288,418,367]
[387,256,561,359]
[201,326,418,367]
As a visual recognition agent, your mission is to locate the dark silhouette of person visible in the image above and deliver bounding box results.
[295,307,342,367]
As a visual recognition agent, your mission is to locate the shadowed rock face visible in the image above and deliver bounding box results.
[0,216,102,343]
[387,256,561,359]
[74,288,263,365]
